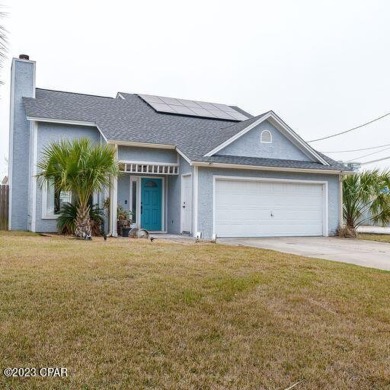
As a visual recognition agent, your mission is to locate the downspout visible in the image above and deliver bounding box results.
[192,165,199,237]
[30,121,38,232]
[109,144,118,237]
[339,173,344,227]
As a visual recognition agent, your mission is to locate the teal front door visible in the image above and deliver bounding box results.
[141,178,163,231]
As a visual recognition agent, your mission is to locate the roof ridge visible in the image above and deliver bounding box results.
[36,88,114,99]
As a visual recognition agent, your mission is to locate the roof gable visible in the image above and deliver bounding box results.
[217,119,313,162]
[205,111,329,166]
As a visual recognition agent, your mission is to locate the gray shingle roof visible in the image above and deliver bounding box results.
[196,155,348,171]
[23,88,351,172]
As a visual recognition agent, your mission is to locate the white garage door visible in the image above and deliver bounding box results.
[215,179,325,237]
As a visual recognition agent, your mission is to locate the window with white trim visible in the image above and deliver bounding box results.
[260,130,272,144]
[130,177,138,224]
[42,180,72,218]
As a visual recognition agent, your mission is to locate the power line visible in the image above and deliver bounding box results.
[346,145,390,162]
[323,142,390,153]
[360,155,390,165]
[308,112,390,143]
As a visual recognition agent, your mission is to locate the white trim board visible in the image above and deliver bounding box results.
[192,161,349,175]
[119,160,179,166]
[204,111,329,166]
[129,176,139,227]
[212,175,329,238]
[41,180,61,220]
[108,140,175,149]
[26,117,96,126]
[180,173,192,234]
[192,166,199,237]
[26,117,109,143]
[109,145,119,236]
[176,148,192,165]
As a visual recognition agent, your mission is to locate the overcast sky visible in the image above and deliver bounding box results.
[1,0,390,178]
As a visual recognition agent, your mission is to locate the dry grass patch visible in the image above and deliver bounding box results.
[359,233,390,244]
[0,231,389,389]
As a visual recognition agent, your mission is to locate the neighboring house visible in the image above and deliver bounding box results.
[8,55,351,238]
[1,176,8,185]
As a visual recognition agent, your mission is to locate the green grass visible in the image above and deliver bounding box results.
[0,231,389,389]
[359,233,390,243]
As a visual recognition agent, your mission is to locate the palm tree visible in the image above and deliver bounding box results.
[37,138,119,238]
[343,169,390,233]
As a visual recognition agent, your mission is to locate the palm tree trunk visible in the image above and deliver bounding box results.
[75,203,92,239]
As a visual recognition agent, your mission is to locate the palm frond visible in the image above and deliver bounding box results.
[37,138,118,237]
[343,170,390,229]
[57,202,104,236]
[37,138,118,199]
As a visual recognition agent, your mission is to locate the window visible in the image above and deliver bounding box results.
[144,180,157,188]
[43,180,72,218]
[260,130,272,144]
[131,178,138,223]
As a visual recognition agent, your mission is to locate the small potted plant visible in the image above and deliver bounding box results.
[117,206,135,236]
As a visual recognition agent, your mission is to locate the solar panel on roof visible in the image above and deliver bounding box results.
[142,95,163,104]
[151,103,177,113]
[172,105,197,115]
[196,101,216,110]
[189,107,215,117]
[178,99,201,108]
[208,110,235,120]
[138,94,248,121]
[160,96,181,105]
[225,111,249,121]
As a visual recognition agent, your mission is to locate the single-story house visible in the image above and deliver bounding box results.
[8,55,351,238]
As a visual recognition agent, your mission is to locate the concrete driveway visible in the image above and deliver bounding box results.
[219,237,390,271]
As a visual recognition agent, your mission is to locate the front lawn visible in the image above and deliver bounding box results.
[0,232,389,389]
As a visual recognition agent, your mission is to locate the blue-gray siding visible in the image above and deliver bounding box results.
[9,59,35,230]
[167,175,180,233]
[219,120,312,162]
[35,123,101,232]
[117,174,130,212]
[167,156,192,234]
[197,167,341,239]
[118,146,177,163]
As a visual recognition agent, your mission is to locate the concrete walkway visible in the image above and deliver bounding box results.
[219,237,390,271]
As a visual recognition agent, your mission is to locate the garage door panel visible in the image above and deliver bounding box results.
[215,179,324,237]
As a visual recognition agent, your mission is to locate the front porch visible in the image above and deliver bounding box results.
[109,160,189,237]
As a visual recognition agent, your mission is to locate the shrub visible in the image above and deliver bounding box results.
[57,202,104,236]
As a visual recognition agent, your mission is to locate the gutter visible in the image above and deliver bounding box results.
[191,161,353,175]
